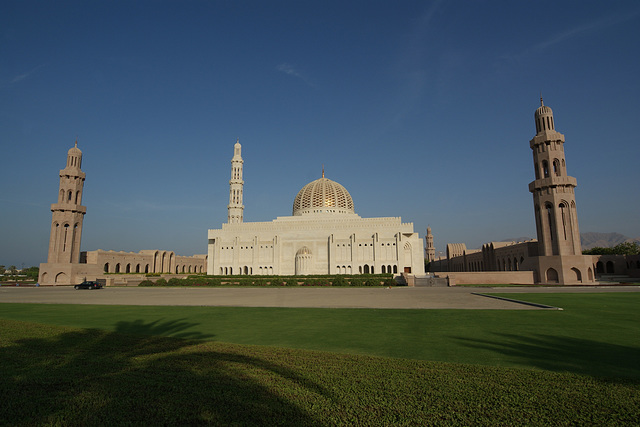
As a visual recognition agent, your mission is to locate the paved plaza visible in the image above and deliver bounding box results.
[1,285,638,310]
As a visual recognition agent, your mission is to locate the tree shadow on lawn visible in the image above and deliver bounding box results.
[0,319,329,426]
[454,333,640,381]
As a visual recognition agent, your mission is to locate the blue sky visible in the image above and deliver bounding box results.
[1,1,639,268]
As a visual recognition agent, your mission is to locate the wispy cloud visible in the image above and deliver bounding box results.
[276,63,316,87]
[11,64,45,84]
[504,9,640,60]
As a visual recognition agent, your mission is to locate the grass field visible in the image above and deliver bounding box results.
[1,292,639,425]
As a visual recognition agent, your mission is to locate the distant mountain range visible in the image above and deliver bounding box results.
[500,232,640,250]
[580,232,640,249]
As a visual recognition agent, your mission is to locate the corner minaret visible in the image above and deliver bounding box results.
[425,226,435,262]
[227,139,244,223]
[529,98,582,256]
[47,140,87,263]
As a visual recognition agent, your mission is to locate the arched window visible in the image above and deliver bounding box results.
[542,160,549,178]
[596,261,604,274]
[363,265,370,274]
[126,264,131,273]
[104,263,109,273]
[115,263,121,273]
[553,159,560,176]
[67,190,72,202]
[559,202,569,240]
[534,162,540,179]
[546,204,554,242]
[546,268,559,283]
[136,264,140,273]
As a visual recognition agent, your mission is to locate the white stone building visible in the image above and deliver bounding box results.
[207,141,424,276]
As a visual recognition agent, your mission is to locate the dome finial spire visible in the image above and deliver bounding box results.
[540,92,544,106]
[322,164,324,178]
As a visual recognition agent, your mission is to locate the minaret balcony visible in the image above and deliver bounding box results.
[529,176,577,192]
[50,203,87,214]
[529,131,565,148]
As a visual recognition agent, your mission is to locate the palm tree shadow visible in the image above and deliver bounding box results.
[113,317,216,340]
[0,318,331,426]
[454,333,640,381]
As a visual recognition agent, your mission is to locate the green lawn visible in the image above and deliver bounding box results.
[0,293,638,379]
[0,293,639,425]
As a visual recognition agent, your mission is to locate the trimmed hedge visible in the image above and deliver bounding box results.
[138,274,397,287]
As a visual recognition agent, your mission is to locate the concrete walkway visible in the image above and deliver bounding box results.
[1,285,638,309]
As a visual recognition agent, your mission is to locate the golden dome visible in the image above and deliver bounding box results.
[292,176,355,216]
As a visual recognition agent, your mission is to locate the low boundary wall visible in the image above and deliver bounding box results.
[436,271,534,286]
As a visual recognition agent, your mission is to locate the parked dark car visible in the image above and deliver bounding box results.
[74,281,103,290]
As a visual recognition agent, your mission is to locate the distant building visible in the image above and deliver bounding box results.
[39,142,206,285]
[207,140,425,276]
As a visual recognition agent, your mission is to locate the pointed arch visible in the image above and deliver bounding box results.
[571,267,582,283]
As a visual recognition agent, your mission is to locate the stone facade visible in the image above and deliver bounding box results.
[207,142,425,276]
[39,142,206,285]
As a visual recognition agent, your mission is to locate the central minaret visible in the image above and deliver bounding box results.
[227,139,244,223]
[529,98,582,256]
[47,140,87,263]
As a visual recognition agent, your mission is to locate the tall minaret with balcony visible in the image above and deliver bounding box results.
[227,139,244,223]
[47,140,87,263]
[425,226,435,262]
[529,98,582,256]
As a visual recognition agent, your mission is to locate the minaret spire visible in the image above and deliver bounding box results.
[47,140,87,263]
[228,139,244,223]
[322,164,325,178]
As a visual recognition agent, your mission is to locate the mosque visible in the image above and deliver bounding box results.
[39,98,638,286]
[207,140,424,276]
[38,138,424,285]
